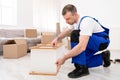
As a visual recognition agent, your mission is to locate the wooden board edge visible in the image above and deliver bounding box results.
[29,71,57,76]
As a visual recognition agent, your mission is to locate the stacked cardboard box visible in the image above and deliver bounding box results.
[56,22,61,36]
[24,29,37,38]
[3,39,27,58]
[56,23,62,43]
[41,32,55,44]
[67,37,71,50]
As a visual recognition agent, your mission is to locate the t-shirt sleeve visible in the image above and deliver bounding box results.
[80,17,94,36]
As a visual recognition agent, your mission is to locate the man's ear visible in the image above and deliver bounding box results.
[74,12,77,15]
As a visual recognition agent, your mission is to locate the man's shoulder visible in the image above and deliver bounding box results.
[80,16,95,25]
[81,16,94,21]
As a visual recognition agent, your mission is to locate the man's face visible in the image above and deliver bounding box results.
[63,12,76,25]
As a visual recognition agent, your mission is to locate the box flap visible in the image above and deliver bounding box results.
[14,39,26,44]
[4,40,16,45]
[41,32,55,36]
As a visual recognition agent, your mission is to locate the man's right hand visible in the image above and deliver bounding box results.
[51,38,58,47]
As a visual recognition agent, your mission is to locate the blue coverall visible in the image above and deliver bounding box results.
[70,16,110,68]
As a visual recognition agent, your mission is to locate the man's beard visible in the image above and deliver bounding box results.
[69,21,75,25]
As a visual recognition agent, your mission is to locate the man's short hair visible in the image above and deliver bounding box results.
[62,4,77,16]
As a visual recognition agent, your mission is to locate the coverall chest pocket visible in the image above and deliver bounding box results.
[70,30,80,49]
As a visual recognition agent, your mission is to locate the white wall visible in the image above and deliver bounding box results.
[60,0,120,50]
[33,0,60,32]
[60,0,120,28]
[0,0,120,50]
[0,0,33,29]
[17,0,33,28]
[108,28,120,50]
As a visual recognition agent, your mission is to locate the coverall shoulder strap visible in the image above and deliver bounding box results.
[78,16,91,29]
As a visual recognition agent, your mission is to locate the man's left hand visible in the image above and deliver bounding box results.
[56,56,66,67]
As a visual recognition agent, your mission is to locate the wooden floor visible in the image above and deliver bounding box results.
[0,50,120,80]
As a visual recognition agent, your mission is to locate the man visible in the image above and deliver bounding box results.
[51,4,110,78]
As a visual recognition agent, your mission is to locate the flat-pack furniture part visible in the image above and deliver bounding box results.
[30,43,64,75]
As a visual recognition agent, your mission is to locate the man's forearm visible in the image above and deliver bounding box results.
[63,35,90,61]
[64,43,84,60]
[56,29,72,41]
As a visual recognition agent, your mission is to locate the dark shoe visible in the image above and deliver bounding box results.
[102,50,111,67]
[68,64,89,78]
[114,59,120,64]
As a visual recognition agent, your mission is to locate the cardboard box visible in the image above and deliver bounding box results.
[56,22,61,36]
[30,43,64,75]
[41,32,55,44]
[24,29,37,38]
[67,37,71,50]
[3,39,27,58]
[56,23,62,43]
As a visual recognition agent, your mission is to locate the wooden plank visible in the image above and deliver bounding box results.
[30,43,63,50]
[29,65,60,76]
[29,71,57,76]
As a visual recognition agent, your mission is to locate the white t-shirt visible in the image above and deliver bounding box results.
[67,17,105,36]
